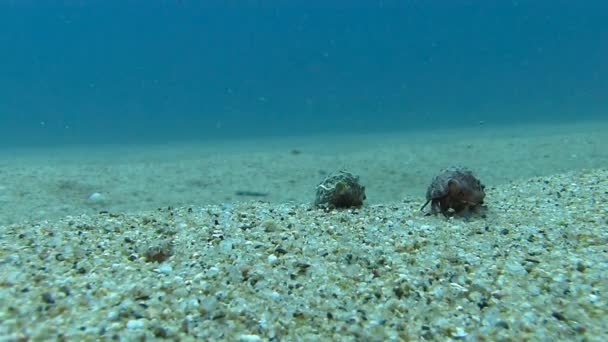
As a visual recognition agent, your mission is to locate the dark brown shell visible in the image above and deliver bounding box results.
[425,167,479,200]
[422,167,486,216]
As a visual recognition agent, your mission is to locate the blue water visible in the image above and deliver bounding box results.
[1,1,606,146]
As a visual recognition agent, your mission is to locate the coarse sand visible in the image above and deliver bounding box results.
[0,121,607,340]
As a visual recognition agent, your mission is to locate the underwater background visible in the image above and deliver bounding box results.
[2,3,608,340]
[0,0,606,147]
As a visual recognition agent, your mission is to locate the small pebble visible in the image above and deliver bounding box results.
[126,320,145,329]
[239,334,263,342]
[452,327,468,339]
[88,192,105,203]
[158,264,173,274]
[268,254,279,264]
[207,266,220,277]
[41,292,55,304]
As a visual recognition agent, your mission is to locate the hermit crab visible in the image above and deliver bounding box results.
[314,170,366,209]
[421,167,486,217]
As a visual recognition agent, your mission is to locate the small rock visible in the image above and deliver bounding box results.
[88,192,106,203]
[452,327,468,339]
[41,292,55,304]
[239,334,263,342]
[268,254,279,265]
[126,319,145,329]
[158,264,173,274]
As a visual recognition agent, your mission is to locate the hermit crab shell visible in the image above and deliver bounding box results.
[425,167,482,201]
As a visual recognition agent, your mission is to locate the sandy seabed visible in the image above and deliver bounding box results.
[0,121,607,340]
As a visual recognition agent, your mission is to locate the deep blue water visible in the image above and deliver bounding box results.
[1,1,606,146]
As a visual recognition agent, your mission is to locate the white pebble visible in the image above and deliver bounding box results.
[126,319,145,329]
[88,192,105,202]
[239,334,262,342]
[107,310,119,321]
[158,264,173,274]
[268,254,279,264]
[452,327,468,338]
[207,266,220,277]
